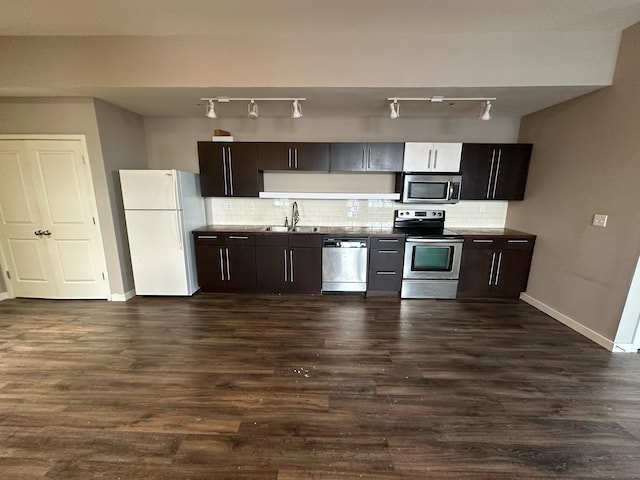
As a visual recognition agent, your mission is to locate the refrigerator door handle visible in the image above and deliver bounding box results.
[175,212,183,250]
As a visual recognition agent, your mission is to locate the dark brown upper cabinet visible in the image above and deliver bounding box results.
[258,143,330,171]
[330,143,404,172]
[459,143,532,200]
[197,142,263,197]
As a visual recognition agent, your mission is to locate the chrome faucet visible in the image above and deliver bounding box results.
[291,201,300,230]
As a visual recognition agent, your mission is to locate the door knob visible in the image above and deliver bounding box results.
[34,230,44,236]
[42,230,52,236]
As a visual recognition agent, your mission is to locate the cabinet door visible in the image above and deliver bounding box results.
[456,247,494,297]
[257,143,291,170]
[367,250,403,292]
[197,142,227,197]
[289,246,322,294]
[226,245,257,289]
[366,143,404,171]
[293,143,330,170]
[330,143,368,171]
[227,143,261,197]
[459,144,495,200]
[194,244,227,292]
[432,143,462,172]
[256,245,288,292]
[492,248,534,298]
[492,144,532,200]
[197,142,260,197]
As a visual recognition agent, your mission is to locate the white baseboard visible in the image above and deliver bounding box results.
[110,289,136,302]
[0,291,9,301]
[520,293,616,351]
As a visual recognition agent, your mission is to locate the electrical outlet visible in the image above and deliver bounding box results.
[249,202,255,210]
[592,214,608,228]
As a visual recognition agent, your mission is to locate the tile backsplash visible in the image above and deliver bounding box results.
[205,198,508,229]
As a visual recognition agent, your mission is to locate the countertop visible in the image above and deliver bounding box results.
[193,225,535,237]
[193,225,401,236]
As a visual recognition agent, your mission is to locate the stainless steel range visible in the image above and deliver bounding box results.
[394,209,463,299]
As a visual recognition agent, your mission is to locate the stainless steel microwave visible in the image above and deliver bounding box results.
[400,173,462,204]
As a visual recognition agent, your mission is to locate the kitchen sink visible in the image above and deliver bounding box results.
[293,226,319,232]
[264,225,319,233]
[264,226,289,232]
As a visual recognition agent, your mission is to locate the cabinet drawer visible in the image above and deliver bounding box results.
[464,237,535,250]
[225,234,256,245]
[370,236,405,249]
[289,234,322,248]
[369,249,404,271]
[255,233,288,246]
[194,233,225,245]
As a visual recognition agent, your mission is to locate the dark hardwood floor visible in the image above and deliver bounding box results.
[1,294,639,479]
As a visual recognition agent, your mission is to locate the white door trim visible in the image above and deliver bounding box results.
[0,135,111,300]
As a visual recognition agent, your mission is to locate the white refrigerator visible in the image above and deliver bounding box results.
[120,169,205,296]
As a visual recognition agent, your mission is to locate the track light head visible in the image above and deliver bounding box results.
[479,100,492,120]
[389,100,400,119]
[291,99,303,119]
[205,99,217,119]
[248,100,259,119]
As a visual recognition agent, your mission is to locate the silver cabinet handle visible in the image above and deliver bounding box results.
[283,249,288,282]
[473,239,494,243]
[376,271,397,275]
[433,149,438,169]
[222,148,228,196]
[488,252,496,286]
[219,248,225,281]
[225,248,231,281]
[290,250,294,283]
[228,236,249,240]
[378,250,398,254]
[295,148,299,169]
[428,149,433,169]
[492,148,502,199]
[361,149,366,170]
[487,149,496,198]
[227,147,234,196]
[378,239,398,243]
[507,239,529,243]
[198,235,218,239]
[494,252,503,285]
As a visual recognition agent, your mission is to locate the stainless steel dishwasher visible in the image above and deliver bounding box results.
[322,237,369,293]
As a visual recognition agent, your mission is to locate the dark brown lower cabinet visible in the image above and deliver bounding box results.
[457,235,536,298]
[256,234,322,294]
[366,235,405,296]
[193,233,256,292]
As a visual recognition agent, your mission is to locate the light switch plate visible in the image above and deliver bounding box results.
[592,214,608,228]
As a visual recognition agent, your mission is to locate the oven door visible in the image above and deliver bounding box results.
[403,238,463,280]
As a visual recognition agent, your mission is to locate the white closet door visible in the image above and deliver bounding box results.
[0,141,58,298]
[0,139,109,299]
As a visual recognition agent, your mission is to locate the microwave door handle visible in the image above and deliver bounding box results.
[448,181,454,200]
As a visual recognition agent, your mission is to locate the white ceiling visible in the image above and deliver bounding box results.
[3,0,640,119]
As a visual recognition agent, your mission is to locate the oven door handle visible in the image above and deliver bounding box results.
[406,238,462,243]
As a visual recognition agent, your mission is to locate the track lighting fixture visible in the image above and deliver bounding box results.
[200,97,306,119]
[389,100,400,119]
[386,96,496,120]
[291,99,303,119]
[205,99,217,119]
[248,100,259,119]
[479,100,492,120]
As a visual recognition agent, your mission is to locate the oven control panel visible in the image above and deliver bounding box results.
[395,209,444,220]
